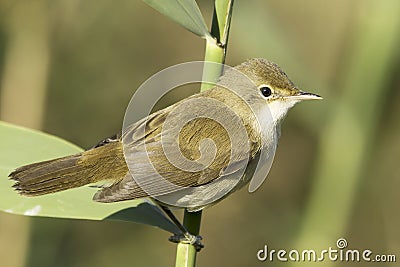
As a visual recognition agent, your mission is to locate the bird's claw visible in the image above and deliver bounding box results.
[169,232,204,252]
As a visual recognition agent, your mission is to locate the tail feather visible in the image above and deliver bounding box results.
[9,141,128,197]
[10,153,91,196]
[10,155,81,183]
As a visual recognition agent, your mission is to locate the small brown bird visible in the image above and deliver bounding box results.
[9,58,320,245]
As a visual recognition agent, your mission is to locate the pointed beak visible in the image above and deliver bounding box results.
[289,91,322,101]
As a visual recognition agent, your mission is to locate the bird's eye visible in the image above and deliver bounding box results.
[260,86,272,97]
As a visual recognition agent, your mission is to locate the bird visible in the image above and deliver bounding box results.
[9,58,321,247]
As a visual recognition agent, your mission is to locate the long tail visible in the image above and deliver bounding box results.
[9,141,128,196]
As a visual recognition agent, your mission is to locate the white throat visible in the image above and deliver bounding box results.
[268,99,299,125]
[254,98,300,147]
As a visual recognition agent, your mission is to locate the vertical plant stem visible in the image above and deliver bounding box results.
[175,1,234,266]
[200,0,234,92]
[174,211,202,267]
[183,210,202,236]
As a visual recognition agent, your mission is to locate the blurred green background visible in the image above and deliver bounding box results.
[0,0,399,266]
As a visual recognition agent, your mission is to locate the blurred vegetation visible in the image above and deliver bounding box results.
[0,0,399,267]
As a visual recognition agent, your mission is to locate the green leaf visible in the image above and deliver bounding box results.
[213,0,233,45]
[143,0,212,40]
[0,121,179,233]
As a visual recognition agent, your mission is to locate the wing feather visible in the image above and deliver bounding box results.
[94,87,262,203]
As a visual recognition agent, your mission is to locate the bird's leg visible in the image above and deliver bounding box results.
[160,205,204,251]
